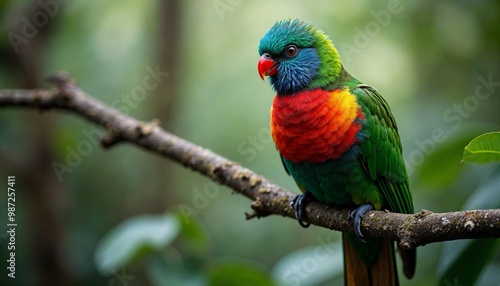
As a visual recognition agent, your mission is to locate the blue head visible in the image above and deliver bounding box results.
[258,19,342,96]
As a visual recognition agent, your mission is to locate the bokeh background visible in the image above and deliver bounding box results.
[1,0,499,285]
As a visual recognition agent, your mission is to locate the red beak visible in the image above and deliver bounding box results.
[258,54,278,80]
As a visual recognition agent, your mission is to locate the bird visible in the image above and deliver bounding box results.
[258,19,416,285]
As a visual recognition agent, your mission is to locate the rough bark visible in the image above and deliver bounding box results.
[1,74,499,250]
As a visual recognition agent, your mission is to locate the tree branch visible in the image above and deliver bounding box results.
[1,72,499,249]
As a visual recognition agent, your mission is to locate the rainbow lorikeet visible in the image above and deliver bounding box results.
[258,19,416,285]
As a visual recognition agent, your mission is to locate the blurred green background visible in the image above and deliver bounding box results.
[0,0,499,285]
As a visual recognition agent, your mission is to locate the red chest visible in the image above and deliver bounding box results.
[270,88,364,163]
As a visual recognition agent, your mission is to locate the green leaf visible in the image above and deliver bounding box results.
[175,208,211,255]
[272,242,343,286]
[463,132,500,164]
[147,252,205,286]
[438,170,500,285]
[438,238,497,286]
[94,213,181,275]
[207,259,275,286]
[476,262,500,285]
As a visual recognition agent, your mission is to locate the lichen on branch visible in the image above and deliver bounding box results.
[1,72,499,249]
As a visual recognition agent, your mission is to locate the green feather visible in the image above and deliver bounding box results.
[354,84,414,214]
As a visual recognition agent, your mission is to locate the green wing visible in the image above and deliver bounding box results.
[354,84,414,214]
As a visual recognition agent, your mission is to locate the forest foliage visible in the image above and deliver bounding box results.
[0,1,499,285]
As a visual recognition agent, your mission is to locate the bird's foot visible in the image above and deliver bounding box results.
[291,193,313,228]
[348,203,374,243]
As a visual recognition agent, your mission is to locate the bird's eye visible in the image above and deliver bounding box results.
[285,45,298,57]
